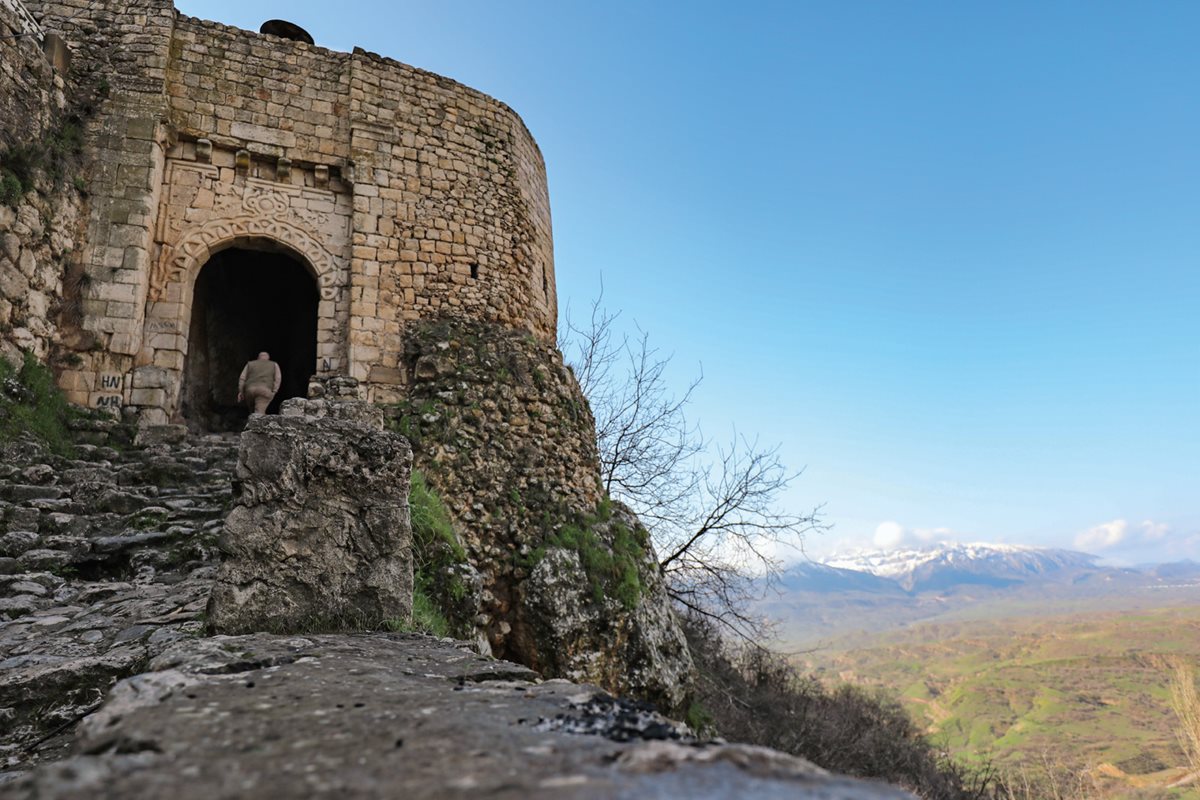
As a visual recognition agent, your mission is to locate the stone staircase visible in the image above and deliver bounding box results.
[0,423,240,776]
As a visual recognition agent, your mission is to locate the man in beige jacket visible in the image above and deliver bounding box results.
[237,351,282,415]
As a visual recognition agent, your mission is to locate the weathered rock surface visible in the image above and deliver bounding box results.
[522,503,693,712]
[0,633,915,799]
[0,426,239,774]
[207,399,413,634]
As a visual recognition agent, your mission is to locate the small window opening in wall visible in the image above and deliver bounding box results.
[541,266,548,294]
[470,263,479,280]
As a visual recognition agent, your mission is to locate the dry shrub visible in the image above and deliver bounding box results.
[681,613,1000,800]
[1170,659,1200,777]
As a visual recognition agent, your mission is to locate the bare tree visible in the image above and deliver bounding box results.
[561,290,825,640]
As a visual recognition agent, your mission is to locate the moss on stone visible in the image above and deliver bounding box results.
[529,498,648,611]
[0,172,23,206]
[0,351,82,456]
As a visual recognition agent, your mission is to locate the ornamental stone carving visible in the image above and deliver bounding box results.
[150,162,350,302]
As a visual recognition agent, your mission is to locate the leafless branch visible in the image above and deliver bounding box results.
[563,291,827,640]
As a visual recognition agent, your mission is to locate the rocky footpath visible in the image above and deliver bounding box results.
[0,408,917,798]
[1,632,915,799]
[0,421,238,775]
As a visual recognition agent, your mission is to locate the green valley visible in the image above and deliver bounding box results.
[799,606,1200,798]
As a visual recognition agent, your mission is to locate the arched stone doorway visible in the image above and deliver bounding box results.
[180,243,319,431]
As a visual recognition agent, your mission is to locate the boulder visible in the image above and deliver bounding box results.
[206,399,413,634]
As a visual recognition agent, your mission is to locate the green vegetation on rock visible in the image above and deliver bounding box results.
[527,498,647,610]
[407,469,472,637]
[385,593,453,638]
[411,469,466,564]
[0,352,81,455]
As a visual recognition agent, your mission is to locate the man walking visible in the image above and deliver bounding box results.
[237,351,281,415]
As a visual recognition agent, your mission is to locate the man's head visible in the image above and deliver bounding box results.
[257,352,270,360]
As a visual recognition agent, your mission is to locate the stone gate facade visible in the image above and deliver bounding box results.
[7,0,557,425]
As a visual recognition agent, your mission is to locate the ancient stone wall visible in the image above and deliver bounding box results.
[342,49,557,399]
[17,2,557,421]
[0,0,77,365]
[165,17,353,165]
[24,0,178,412]
[0,0,55,153]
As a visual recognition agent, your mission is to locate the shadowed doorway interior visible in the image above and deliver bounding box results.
[181,245,319,431]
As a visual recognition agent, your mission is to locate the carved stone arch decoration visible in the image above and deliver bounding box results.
[150,213,342,303]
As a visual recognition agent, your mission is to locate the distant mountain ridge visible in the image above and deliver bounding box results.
[820,543,1099,593]
[764,543,1200,646]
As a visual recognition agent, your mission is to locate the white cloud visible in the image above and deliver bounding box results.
[872,522,958,550]
[1075,518,1172,551]
[1140,520,1170,541]
[913,526,953,543]
[873,521,907,549]
[1076,519,1130,550]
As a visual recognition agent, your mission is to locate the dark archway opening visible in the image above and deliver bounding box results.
[181,245,319,432]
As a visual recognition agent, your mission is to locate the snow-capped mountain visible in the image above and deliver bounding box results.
[821,543,1099,592]
[763,543,1200,646]
[776,560,908,596]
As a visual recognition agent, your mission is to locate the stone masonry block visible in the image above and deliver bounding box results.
[152,349,185,370]
[129,387,167,407]
[132,365,171,389]
[96,281,140,303]
[109,333,141,356]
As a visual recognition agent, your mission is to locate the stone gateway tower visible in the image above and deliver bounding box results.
[1,0,693,708]
[15,0,556,428]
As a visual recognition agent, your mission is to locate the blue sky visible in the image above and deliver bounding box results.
[177,1,1199,564]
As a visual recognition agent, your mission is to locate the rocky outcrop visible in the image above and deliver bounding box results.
[1,632,916,799]
[207,399,413,634]
[521,503,693,712]
[387,318,693,711]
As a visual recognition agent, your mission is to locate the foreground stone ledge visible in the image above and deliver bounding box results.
[0,633,915,799]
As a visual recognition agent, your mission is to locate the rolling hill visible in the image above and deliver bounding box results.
[797,606,1200,798]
